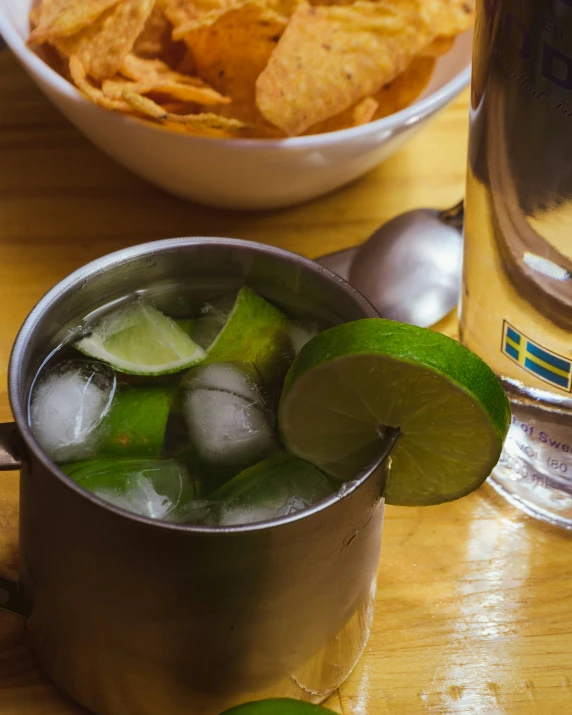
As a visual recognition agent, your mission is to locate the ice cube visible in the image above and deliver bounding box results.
[182,362,276,489]
[212,454,336,526]
[63,458,196,522]
[182,361,261,402]
[192,293,236,349]
[30,360,116,462]
[174,499,217,525]
[288,320,329,355]
[184,389,275,469]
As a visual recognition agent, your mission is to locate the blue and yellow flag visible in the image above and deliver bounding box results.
[502,321,572,391]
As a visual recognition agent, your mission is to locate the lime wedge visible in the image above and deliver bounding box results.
[99,387,173,458]
[176,318,196,337]
[208,453,335,525]
[76,301,206,375]
[219,699,336,714]
[279,319,510,506]
[61,457,196,521]
[191,287,291,383]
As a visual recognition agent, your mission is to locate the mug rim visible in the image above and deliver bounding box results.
[8,236,394,533]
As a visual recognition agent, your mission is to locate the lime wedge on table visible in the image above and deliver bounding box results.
[76,301,205,375]
[279,319,511,506]
[191,287,291,383]
[219,699,336,714]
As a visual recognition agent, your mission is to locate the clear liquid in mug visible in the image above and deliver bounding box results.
[28,282,340,527]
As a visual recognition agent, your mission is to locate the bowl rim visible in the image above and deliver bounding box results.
[0,4,471,149]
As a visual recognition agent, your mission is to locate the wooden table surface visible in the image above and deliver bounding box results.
[1,48,572,715]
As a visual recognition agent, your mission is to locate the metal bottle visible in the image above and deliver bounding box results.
[461,0,572,526]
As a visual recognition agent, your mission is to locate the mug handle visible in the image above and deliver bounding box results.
[0,423,31,618]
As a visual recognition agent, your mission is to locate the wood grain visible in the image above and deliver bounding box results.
[1,50,572,715]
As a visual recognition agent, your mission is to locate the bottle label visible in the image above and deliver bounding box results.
[502,412,572,487]
[501,320,572,392]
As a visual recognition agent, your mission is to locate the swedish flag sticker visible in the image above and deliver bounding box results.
[502,321,572,392]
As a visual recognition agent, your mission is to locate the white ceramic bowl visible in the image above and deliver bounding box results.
[0,0,471,210]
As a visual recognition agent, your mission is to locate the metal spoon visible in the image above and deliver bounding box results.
[318,201,464,327]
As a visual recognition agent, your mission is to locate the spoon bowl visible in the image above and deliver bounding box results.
[318,202,464,327]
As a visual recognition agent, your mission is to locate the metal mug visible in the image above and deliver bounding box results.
[0,238,395,715]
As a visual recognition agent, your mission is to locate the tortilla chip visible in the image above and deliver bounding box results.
[56,0,155,80]
[133,4,183,64]
[103,76,152,99]
[121,53,174,79]
[256,0,436,136]
[352,96,379,126]
[149,79,231,103]
[420,35,455,58]
[166,111,251,129]
[160,121,244,138]
[123,89,169,117]
[163,115,283,137]
[431,0,474,37]
[309,0,474,35]
[103,74,230,104]
[198,101,262,123]
[69,55,131,110]
[159,0,211,28]
[30,5,42,28]
[268,0,300,17]
[305,95,378,134]
[120,53,208,88]
[161,100,202,113]
[176,48,197,75]
[29,0,120,45]
[29,0,470,138]
[307,0,352,5]
[121,89,281,136]
[172,0,298,36]
[180,1,287,119]
[157,0,196,27]
[121,90,260,133]
[163,0,234,34]
[373,56,435,119]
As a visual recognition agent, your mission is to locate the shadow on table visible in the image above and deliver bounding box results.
[0,611,89,713]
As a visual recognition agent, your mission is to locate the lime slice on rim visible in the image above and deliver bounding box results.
[76,301,206,375]
[279,319,511,506]
[191,287,291,383]
[219,699,336,714]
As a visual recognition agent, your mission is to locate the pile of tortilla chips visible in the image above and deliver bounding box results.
[28,0,474,138]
